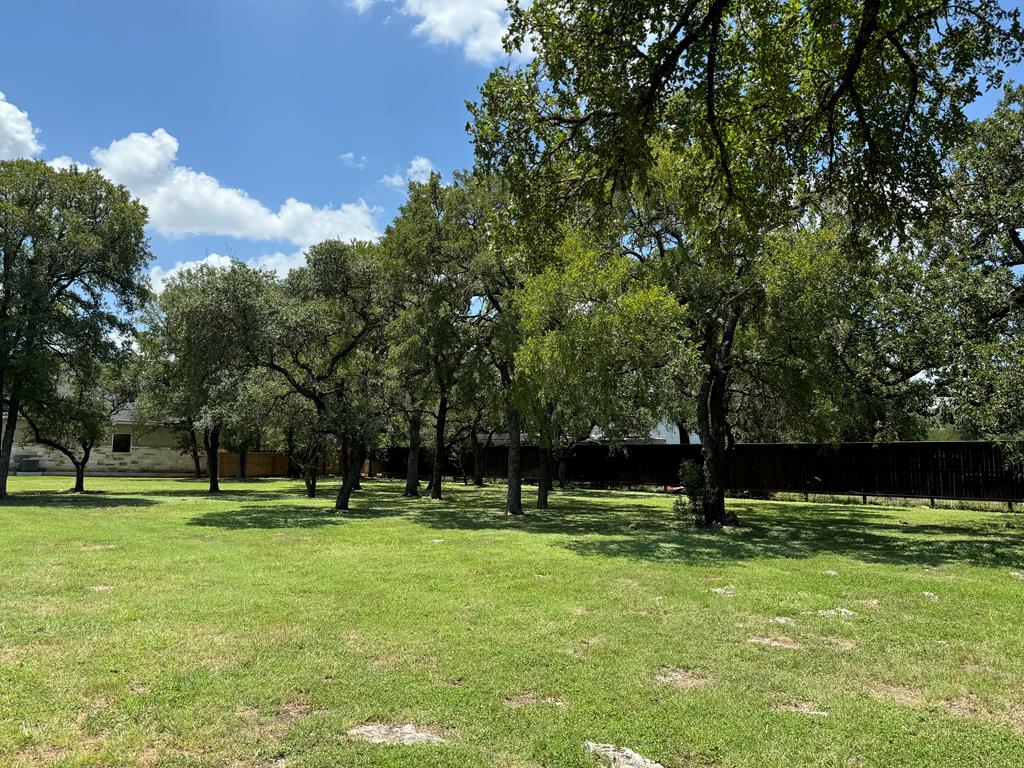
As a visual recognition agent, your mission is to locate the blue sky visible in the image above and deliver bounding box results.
[0,0,1021,288]
[0,0,514,285]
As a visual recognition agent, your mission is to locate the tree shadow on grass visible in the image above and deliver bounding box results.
[130,478,308,502]
[187,503,350,529]
[398,485,1024,570]
[0,491,159,509]
[180,479,1024,569]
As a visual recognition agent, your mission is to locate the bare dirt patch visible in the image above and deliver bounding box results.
[654,667,714,689]
[865,682,925,708]
[775,698,829,717]
[80,544,118,551]
[824,636,857,652]
[504,690,569,708]
[770,616,795,626]
[237,701,321,741]
[854,598,880,609]
[748,635,803,650]
[943,693,989,718]
[346,722,448,745]
[14,744,72,764]
[585,741,664,768]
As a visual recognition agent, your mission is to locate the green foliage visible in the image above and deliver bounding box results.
[0,159,151,494]
[672,459,705,523]
[516,229,688,450]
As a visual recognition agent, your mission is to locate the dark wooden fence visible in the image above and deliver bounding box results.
[371,442,1024,503]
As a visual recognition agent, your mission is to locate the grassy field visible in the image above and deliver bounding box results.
[1,476,1023,767]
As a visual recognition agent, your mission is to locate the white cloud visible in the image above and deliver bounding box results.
[149,249,307,293]
[406,155,434,182]
[380,172,406,189]
[340,151,366,169]
[85,129,379,246]
[48,155,91,172]
[149,253,236,293]
[0,91,43,159]
[380,155,435,189]
[350,0,516,63]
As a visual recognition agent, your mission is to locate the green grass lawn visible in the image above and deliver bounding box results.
[2,476,1023,767]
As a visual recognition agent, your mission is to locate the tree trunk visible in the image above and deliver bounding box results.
[73,462,85,493]
[188,427,202,479]
[0,394,20,500]
[430,395,448,500]
[236,441,248,479]
[676,422,691,445]
[203,427,221,494]
[405,412,421,496]
[303,460,318,498]
[286,428,300,478]
[505,404,523,515]
[558,457,568,489]
[471,430,485,486]
[694,370,729,526]
[537,444,551,510]
[336,441,366,511]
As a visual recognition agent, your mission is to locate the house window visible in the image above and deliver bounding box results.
[111,433,132,453]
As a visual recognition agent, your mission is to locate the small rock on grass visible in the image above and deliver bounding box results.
[823,569,839,577]
[922,591,940,602]
[346,722,447,745]
[585,741,664,768]
[711,585,735,597]
[748,636,803,650]
[817,607,856,618]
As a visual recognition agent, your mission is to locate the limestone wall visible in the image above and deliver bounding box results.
[8,422,196,476]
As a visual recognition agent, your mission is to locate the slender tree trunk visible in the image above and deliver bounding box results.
[676,422,690,445]
[0,394,21,500]
[405,412,421,496]
[203,427,221,494]
[303,460,318,498]
[558,457,568,489]
[505,404,523,515]
[188,427,202,479]
[336,441,366,511]
[286,428,300,478]
[695,370,729,526]
[236,441,248,479]
[537,444,551,510]
[471,430,485,486]
[430,395,448,500]
[73,462,85,493]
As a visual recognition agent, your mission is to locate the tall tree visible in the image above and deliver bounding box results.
[471,0,1023,524]
[516,230,684,508]
[139,262,274,493]
[0,160,151,499]
[942,88,1024,454]
[20,346,139,492]
[244,240,394,511]
[383,174,478,500]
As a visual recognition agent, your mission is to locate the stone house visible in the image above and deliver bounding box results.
[8,410,195,476]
